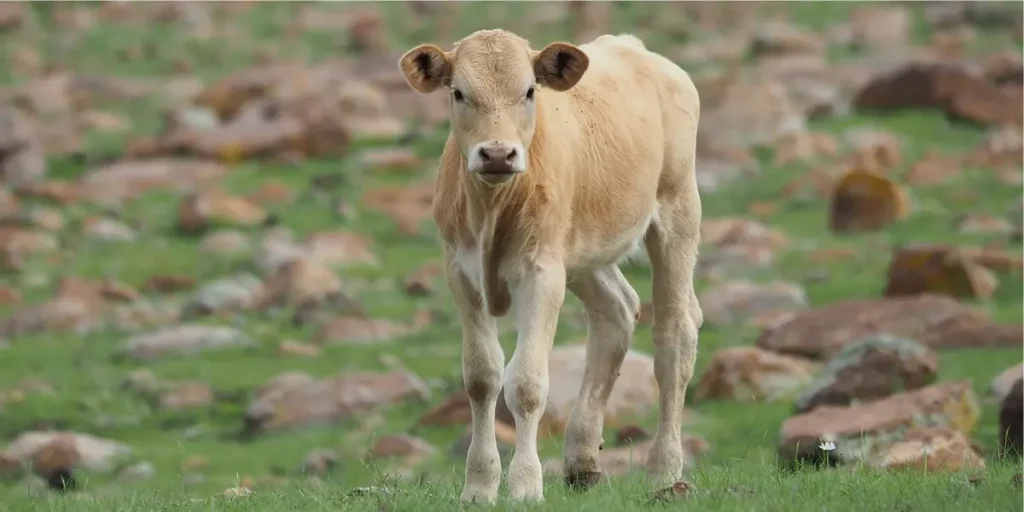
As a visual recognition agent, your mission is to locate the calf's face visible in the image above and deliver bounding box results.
[400,31,589,185]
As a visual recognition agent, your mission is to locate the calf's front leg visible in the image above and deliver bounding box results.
[447,258,505,504]
[504,262,566,502]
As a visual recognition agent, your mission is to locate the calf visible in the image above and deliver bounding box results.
[399,29,703,503]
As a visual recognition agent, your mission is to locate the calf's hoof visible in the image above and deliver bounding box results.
[564,470,603,491]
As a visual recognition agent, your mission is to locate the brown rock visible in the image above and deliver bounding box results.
[778,381,980,465]
[959,246,1024,274]
[868,427,985,471]
[245,181,293,205]
[615,425,651,446]
[243,370,430,435]
[749,21,824,58]
[300,448,338,476]
[277,340,321,358]
[695,347,818,403]
[756,295,1022,359]
[0,105,47,188]
[847,6,911,50]
[955,213,1014,235]
[0,3,27,32]
[360,147,421,173]
[32,436,79,490]
[118,325,254,361]
[772,130,838,166]
[82,216,136,242]
[883,244,998,300]
[844,129,903,173]
[854,60,1024,127]
[828,167,909,233]
[313,310,431,345]
[793,335,939,413]
[368,434,437,466]
[403,261,442,296]
[698,280,807,326]
[199,229,249,255]
[79,158,228,206]
[568,0,612,43]
[700,81,805,149]
[304,230,378,268]
[178,188,267,233]
[142,275,196,294]
[255,256,343,311]
[159,381,214,411]
[0,284,20,304]
[649,480,693,504]
[999,378,1023,457]
[906,150,962,186]
[345,6,388,54]
[362,180,434,235]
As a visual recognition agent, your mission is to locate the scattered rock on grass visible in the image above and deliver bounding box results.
[698,280,807,326]
[778,380,979,466]
[117,325,255,361]
[694,347,819,403]
[793,335,939,413]
[883,243,998,300]
[867,427,985,471]
[999,378,1023,457]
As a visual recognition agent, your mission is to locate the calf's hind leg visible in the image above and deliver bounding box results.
[644,198,702,485]
[562,266,641,490]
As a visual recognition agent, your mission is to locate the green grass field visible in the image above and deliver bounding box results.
[0,2,1021,511]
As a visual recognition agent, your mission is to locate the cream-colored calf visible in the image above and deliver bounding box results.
[399,29,703,503]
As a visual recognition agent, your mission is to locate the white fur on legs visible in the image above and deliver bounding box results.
[503,263,566,502]
[643,207,701,486]
[562,266,640,488]
[447,257,505,504]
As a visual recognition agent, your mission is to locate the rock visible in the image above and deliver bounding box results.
[360,147,421,172]
[117,460,155,482]
[142,274,196,294]
[0,105,47,188]
[778,381,980,466]
[698,280,808,326]
[955,214,1014,235]
[403,261,442,296]
[694,347,820,403]
[300,449,338,476]
[648,480,693,504]
[368,434,437,467]
[847,6,911,50]
[158,381,214,410]
[828,167,909,233]
[999,378,1023,457]
[749,21,824,58]
[120,369,162,397]
[905,150,961,186]
[615,425,651,446]
[31,436,79,490]
[243,370,429,435]
[82,217,136,242]
[117,325,255,361]
[362,181,435,235]
[79,158,228,207]
[0,276,133,337]
[793,335,939,413]
[178,188,267,233]
[989,363,1024,403]
[277,340,321,358]
[313,310,431,345]
[255,257,344,312]
[223,486,253,498]
[883,244,998,300]
[199,229,250,255]
[304,230,378,268]
[844,128,903,173]
[867,427,985,471]
[3,431,131,475]
[700,81,805,149]
[697,217,789,277]
[853,60,1024,127]
[756,295,1022,359]
[772,130,838,166]
[182,273,263,318]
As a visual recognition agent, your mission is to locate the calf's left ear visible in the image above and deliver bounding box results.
[399,44,452,94]
[533,43,589,92]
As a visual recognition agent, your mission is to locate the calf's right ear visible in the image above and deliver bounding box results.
[399,44,452,94]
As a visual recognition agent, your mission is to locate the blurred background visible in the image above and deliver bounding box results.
[0,0,1021,506]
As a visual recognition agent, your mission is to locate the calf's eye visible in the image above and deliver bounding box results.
[452,89,464,102]
[526,87,535,100]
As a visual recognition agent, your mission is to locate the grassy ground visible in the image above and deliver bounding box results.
[0,2,1021,511]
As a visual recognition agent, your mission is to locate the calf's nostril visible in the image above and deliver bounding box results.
[505,148,517,163]
[478,147,491,162]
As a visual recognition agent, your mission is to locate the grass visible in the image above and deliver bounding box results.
[0,2,1022,511]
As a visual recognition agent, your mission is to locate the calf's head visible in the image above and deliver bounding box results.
[399,30,589,185]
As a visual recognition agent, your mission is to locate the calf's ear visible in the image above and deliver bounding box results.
[533,43,589,92]
[399,44,452,93]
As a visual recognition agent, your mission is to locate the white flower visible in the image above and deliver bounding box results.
[818,441,836,451]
